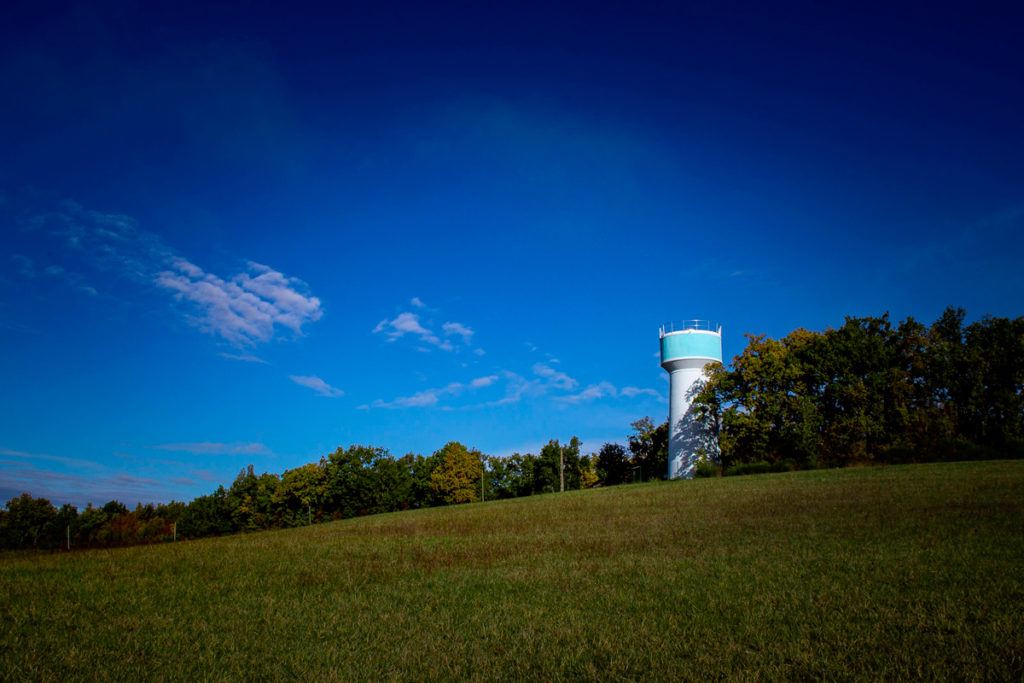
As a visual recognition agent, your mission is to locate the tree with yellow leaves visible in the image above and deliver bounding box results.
[429,441,483,504]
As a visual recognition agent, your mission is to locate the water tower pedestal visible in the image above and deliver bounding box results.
[659,321,722,479]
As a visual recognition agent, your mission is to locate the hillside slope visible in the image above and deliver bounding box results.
[2,461,1022,680]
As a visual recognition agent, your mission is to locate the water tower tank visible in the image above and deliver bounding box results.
[659,320,722,478]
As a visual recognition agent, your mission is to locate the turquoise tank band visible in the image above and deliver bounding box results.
[660,331,722,363]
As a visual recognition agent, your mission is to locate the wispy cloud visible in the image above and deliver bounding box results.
[0,447,105,470]
[9,253,97,295]
[149,458,187,467]
[469,365,576,408]
[289,375,344,397]
[559,381,618,402]
[557,382,663,403]
[532,362,577,391]
[14,197,322,347]
[474,365,663,407]
[370,387,449,409]
[372,301,479,353]
[11,254,35,277]
[191,469,222,483]
[367,375,498,409]
[156,259,322,345]
[442,321,474,344]
[149,442,271,455]
[0,461,188,508]
[219,352,268,364]
[41,264,98,296]
[373,311,446,348]
[620,386,662,399]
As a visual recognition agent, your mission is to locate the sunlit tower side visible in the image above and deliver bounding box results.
[659,320,723,479]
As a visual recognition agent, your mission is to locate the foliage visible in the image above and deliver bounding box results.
[429,441,483,504]
[723,461,772,476]
[0,493,57,549]
[694,308,1024,470]
[595,443,629,485]
[0,494,184,550]
[693,459,721,478]
[536,438,584,493]
[178,486,232,539]
[323,445,381,518]
[628,417,668,481]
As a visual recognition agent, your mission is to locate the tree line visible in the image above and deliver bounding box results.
[0,423,667,551]
[4,306,1020,551]
[693,307,1024,472]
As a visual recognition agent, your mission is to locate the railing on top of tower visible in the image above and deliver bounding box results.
[659,320,721,337]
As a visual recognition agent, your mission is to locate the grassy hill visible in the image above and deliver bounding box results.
[2,461,1022,680]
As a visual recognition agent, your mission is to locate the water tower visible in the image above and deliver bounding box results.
[659,320,722,479]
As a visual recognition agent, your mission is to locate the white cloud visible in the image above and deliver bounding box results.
[621,386,663,400]
[482,371,535,406]
[558,382,663,403]
[290,375,344,397]
[218,352,268,364]
[16,198,323,347]
[369,374,499,409]
[532,362,578,391]
[156,259,322,346]
[373,308,477,352]
[572,381,619,402]
[374,389,443,408]
[443,321,474,344]
[410,297,426,308]
[374,312,440,345]
[372,385,451,409]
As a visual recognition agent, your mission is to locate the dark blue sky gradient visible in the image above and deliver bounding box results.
[2,0,1022,506]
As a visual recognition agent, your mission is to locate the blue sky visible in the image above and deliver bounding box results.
[2,0,1022,507]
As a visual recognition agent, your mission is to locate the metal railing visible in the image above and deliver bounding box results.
[659,320,721,336]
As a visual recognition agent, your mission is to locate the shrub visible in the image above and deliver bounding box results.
[693,461,720,478]
[724,461,773,477]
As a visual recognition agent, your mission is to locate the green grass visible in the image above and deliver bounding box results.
[2,461,1022,681]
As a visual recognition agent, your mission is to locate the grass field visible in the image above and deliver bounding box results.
[2,461,1022,681]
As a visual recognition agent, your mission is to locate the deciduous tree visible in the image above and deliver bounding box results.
[429,441,483,504]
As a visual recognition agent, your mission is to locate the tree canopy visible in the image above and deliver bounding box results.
[694,308,1024,471]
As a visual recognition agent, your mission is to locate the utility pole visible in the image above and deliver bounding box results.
[559,443,565,493]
